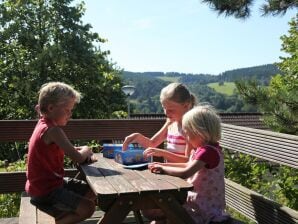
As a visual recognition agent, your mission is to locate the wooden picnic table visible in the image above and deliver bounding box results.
[79,153,195,224]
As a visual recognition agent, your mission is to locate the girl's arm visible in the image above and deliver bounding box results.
[44,126,92,164]
[149,162,187,168]
[144,147,189,163]
[150,160,205,179]
[122,119,171,150]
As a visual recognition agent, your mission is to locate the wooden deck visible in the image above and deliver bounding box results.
[0,210,150,224]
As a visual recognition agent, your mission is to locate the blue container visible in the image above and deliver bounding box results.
[102,144,122,158]
[102,143,136,158]
[114,147,149,165]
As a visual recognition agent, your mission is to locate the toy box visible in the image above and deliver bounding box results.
[102,144,122,158]
[114,148,149,165]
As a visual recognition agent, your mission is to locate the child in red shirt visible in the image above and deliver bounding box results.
[26,82,96,224]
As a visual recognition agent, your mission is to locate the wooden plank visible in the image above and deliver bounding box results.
[222,130,298,154]
[104,157,159,193]
[0,169,78,194]
[80,164,118,195]
[150,193,195,224]
[136,169,179,192]
[222,123,298,141]
[94,156,139,195]
[221,140,297,168]
[19,193,36,224]
[0,218,18,224]
[0,119,165,142]
[36,209,55,224]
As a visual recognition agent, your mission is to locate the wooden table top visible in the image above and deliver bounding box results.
[80,153,193,205]
[80,153,193,194]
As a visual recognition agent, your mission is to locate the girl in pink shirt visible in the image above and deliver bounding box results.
[149,105,230,224]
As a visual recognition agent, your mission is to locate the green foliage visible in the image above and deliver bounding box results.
[236,15,298,134]
[157,76,181,82]
[0,0,126,120]
[0,142,28,162]
[226,207,255,224]
[202,0,297,19]
[207,82,236,96]
[275,166,298,208]
[0,193,20,217]
[224,150,298,210]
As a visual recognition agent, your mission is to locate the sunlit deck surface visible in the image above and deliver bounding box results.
[0,210,150,224]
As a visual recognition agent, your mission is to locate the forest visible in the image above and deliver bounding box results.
[122,64,281,113]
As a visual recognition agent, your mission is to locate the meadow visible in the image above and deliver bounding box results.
[208,82,236,95]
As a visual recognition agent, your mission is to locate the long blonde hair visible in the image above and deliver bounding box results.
[160,83,197,108]
[182,104,221,144]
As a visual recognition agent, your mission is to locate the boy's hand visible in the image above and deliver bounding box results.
[84,154,98,164]
[79,146,96,164]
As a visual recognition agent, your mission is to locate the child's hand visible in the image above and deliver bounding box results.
[122,133,139,151]
[148,162,164,174]
[85,154,98,164]
[79,146,94,163]
[143,147,164,158]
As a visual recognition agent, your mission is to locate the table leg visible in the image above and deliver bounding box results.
[97,195,136,224]
[133,210,144,224]
[151,193,195,224]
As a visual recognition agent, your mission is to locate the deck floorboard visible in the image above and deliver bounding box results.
[0,210,149,224]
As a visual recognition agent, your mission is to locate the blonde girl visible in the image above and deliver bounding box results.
[123,82,197,162]
[149,105,230,224]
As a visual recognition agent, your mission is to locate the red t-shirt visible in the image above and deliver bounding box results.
[192,144,221,169]
[25,117,65,197]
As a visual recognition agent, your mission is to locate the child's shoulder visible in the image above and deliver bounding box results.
[167,121,179,131]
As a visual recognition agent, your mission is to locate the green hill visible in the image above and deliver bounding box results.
[207,82,236,96]
[157,76,180,82]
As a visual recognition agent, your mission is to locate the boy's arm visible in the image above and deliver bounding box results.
[44,126,92,163]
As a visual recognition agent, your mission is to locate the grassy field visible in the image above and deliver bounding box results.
[157,76,180,82]
[208,82,236,96]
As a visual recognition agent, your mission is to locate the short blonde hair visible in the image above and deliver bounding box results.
[160,83,197,108]
[182,104,221,144]
[38,82,81,114]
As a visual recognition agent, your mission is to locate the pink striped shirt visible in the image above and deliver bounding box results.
[166,124,186,155]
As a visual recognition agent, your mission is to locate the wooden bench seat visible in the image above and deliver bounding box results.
[19,192,55,224]
[18,192,149,224]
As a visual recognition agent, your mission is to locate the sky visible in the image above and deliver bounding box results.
[73,0,296,75]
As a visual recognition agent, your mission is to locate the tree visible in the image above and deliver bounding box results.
[0,0,126,119]
[236,15,298,134]
[202,0,297,19]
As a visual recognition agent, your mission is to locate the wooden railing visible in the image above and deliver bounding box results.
[0,119,297,223]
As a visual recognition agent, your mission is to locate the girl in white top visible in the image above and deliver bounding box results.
[149,105,230,224]
[122,82,197,162]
